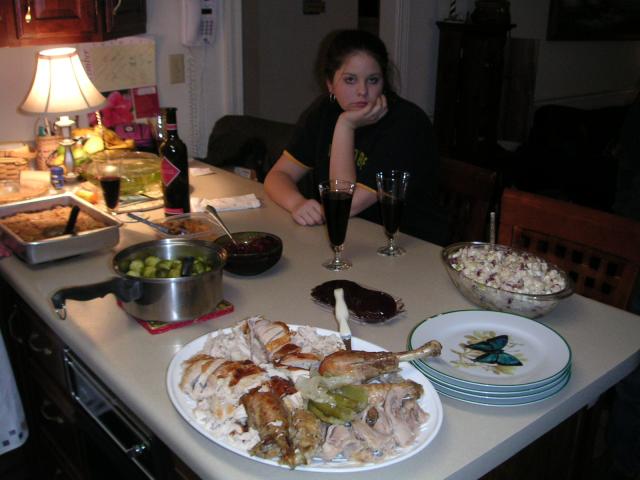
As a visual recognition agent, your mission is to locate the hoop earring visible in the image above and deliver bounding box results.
[329,93,336,102]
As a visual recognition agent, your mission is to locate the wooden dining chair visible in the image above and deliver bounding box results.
[436,157,498,243]
[498,187,640,310]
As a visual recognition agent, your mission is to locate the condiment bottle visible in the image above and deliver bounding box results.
[159,107,190,216]
[50,166,64,190]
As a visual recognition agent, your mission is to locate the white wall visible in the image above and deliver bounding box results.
[509,0,640,108]
[1,0,638,150]
[0,0,242,158]
[242,0,358,124]
[381,0,639,117]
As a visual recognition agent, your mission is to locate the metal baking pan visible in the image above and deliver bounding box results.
[0,193,121,264]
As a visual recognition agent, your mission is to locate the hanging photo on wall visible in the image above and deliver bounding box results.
[547,0,640,40]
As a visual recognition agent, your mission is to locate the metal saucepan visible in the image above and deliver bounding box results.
[51,238,228,322]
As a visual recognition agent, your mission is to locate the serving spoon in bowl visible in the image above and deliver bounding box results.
[206,205,239,246]
[43,205,81,239]
[127,212,173,234]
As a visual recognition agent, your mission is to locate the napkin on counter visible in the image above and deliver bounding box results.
[189,166,216,176]
[191,193,262,212]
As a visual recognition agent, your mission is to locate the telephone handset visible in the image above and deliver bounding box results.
[181,0,217,46]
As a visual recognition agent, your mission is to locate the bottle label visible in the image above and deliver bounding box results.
[165,207,185,215]
[161,156,180,186]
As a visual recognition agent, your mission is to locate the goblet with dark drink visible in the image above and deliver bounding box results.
[319,179,355,271]
[376,170,410,256]
[94,159,122,214]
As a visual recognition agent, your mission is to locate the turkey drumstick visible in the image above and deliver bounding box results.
[318,340,442,381]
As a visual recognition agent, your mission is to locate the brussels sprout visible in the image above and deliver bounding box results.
[129,259,144,272]
[144,255,161,267]
[157,259,173,270]
[142,266,157,278]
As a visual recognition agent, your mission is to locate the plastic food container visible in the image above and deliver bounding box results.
[154,212,222,241]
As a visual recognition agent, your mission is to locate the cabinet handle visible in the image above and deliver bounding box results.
[24,2,32,23]
[126,443,147,459]
[28,332,53,356]
[113,0,123,16]
[40,399,64,425]
[7,304,23,344]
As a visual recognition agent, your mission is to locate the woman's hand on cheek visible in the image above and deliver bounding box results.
[292,199,325,226]
[341,94,388,129]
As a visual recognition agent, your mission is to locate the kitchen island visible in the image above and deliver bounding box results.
[1,166,639,479]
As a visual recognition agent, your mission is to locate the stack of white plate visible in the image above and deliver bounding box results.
[408,310,572,407]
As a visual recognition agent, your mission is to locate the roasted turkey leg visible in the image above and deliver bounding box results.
[318,340,442,381]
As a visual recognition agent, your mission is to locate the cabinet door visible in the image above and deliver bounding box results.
[0,4,10,47]
[12,0,97,45]
[102,0,146,39]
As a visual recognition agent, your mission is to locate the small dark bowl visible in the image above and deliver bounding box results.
[214,231,283,276]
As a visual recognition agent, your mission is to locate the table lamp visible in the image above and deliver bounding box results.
[20,47,106,179]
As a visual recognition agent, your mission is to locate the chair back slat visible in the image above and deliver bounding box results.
[499,188,640,310]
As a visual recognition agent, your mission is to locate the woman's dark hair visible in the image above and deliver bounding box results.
[315,29,397,96]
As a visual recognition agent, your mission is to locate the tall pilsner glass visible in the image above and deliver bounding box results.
[319,179,355,271]
[376,170,410,256]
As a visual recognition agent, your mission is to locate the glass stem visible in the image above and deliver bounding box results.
[388,234,397,251]
[333,244,343,264]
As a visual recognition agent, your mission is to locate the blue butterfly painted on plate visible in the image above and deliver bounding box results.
[465,335,523,366]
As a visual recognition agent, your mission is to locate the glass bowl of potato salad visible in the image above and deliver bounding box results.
[442,242,573,318]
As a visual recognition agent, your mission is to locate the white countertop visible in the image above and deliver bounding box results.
[2,166,639,480]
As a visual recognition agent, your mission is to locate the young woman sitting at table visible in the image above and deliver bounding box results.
[264,29,448,245]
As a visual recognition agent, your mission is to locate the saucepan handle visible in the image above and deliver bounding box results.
[51,277,142,320]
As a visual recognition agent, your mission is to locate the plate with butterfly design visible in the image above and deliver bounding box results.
[408,310,572,392]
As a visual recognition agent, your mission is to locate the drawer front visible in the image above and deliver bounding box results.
[27,372,84,480]
[21,304,67,389]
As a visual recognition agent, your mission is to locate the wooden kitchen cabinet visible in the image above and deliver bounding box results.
[1,291,85,479]
[433,21,514,163]
[0,0,146,47]
[0,284,198,480]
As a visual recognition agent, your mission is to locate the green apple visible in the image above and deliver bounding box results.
[83,136,104,155]
[72,146,85,159]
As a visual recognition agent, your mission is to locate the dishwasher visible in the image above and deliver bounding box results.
[64,349,172,479]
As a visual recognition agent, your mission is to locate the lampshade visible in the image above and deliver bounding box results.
[20,47,106,116]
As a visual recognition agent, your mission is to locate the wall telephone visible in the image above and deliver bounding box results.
[181,0,217,46]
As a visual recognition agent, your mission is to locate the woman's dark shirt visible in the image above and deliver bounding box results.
[284,94,448,244]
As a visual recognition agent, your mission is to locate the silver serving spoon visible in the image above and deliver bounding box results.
[44,205,80,238]
[127,212,174,235]
[205,205,239,246]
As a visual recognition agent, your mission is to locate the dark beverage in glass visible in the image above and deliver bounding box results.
[160,107,190,216]
[93,158,122,215]
[319,180,355,271]
[379,195,404,237]
[376,170,410,256]
[100,176,121,210]
[322,190,353,246]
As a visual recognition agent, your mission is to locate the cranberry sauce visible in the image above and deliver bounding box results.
[311,279,398,323]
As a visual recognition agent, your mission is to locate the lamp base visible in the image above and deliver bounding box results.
[57,116,78,181]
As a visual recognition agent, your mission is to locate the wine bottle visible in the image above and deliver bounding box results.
[160,107,190,215]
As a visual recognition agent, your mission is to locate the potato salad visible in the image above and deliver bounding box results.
[448,244,567,295]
